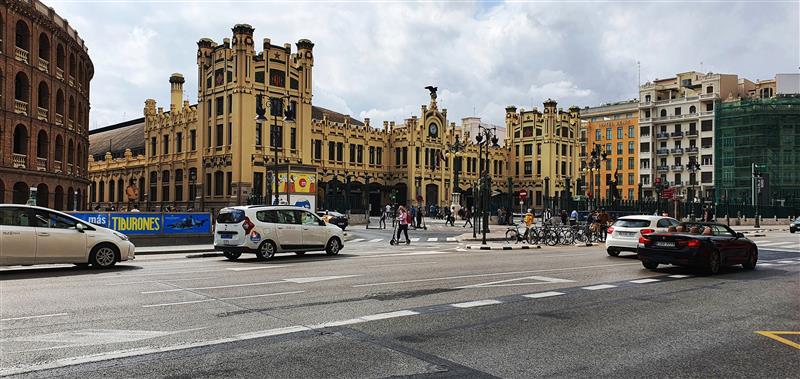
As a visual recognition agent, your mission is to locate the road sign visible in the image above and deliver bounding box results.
[517,190,528,200]
[661,188,674,199]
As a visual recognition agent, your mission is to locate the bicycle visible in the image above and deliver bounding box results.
[505,223,533,244]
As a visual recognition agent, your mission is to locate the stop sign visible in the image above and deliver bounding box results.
[517,190,528,200]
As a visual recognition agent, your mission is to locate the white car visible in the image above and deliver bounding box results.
[214,205,345,261]
[605,215,679,256]
[0,205,135,268]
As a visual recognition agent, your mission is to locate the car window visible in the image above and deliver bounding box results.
[256,210,278,223]
[301,211,320,226]
[0,207,31,227]
[670,219,680,227]
[712,225,734,237]
[612,219,650,228]
[218,208,246,224]
[656,219,672,228]
[33,210,78,229]
[277,210,299,224]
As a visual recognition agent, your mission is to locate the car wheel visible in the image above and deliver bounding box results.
[255,241,276,260]
[706,250,721,275]
[742,248,758,270]
[326,238,341,256]
[90,245,118,268]
[223,251,241,261]
[295,252,305,256]
[606,248,620,257]
[642,261,659,270]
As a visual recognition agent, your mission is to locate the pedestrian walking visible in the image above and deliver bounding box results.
[597,208,610,241]
[569,209,578,226]
[524,208,534,240]
[542,208,553,225]
[396,206,411,244]
[560,209,568,225]
[463,207,473,228]
[445,206,454,226]
[379,206,387,229]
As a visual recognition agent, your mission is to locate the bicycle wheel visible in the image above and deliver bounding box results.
[526,228,539,245]
[574,229,587,243]
[560,229,575,245]
[506,229,519,244]
[545,231,559,246]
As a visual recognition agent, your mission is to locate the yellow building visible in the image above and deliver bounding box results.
[579,100,640,201]
[88,24,574,214]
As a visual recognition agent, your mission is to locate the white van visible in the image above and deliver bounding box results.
[0,205,135,268]
[214,205,345,260]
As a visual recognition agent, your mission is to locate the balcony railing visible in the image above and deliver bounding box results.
[55,113,64,126]
[14,46,29,63]
[700,111,714,116]
[68,119,74,130]
[54,160,63,173]
[671,131,684,138]
[37,107,48,121]
[656,165,669,172]
[686,130,698,136]
[699,93,718,100]
[13,154,27,168]
[38,58,49,73]
[669,114,684,120]
[656,148,670,156]
[36,157,47,171]
[686,146,699,154]
[671,148,684,155]
[671,165,683,172]
[656,132,670,140]
[56,68,64,80]
[14,100,28,115]
[67,163,74,175]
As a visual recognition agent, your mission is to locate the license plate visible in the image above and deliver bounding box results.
[655,241,675,247]
[619,231,636,237]
[221,234,233,240]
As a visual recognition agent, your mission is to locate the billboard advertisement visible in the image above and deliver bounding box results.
[68,212,212,235]
[163,213,212,234]
[70,212,110,228]
[278,172,316,194]
[108,213,163,235]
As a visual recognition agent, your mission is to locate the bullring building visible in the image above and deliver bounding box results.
[87,24,581,214]
[0,0,93,209]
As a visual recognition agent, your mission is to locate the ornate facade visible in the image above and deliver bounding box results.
[0,0,93,209]
[88,25,578,213]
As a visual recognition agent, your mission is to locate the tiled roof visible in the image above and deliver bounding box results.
[312,106,364,126]
[88,118,145,158]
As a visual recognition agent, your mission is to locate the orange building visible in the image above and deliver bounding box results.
[579,100,639,201]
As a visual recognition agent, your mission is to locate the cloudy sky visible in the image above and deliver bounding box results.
[49,0,798,130]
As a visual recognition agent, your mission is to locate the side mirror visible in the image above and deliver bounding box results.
[736,232,744,238]
[75,223,86,233]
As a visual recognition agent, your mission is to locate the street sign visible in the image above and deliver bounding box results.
[517,190,528,200]
[661,188,674,199]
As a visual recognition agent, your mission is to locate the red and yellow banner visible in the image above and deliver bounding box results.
[278,173,316,194]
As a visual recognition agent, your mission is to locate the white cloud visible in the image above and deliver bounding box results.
[46,1,799,129]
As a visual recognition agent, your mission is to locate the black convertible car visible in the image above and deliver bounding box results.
[637,222,757,275]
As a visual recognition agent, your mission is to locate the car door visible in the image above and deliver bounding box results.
[32,209,88,264]
[0,207,37,266]
[300,210,327,250]
[710,225,738,264]
[275,210,303,251]
[716,225,748,263]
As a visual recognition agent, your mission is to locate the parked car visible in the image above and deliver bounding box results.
[605,215,679,256]
[637,222,757,275]
[0,205,135,268]
[316,210,348,230]
[214,205,345,260]
[790,217,800,233]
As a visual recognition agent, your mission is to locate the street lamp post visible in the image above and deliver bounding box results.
[686,158,701,221]
[544,176,550,213]
[256,94,295,206]
[446,133,465,212]
[582,144,608,211]
[475,125,499,245]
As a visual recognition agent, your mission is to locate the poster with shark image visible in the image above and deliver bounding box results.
[163,213,212,234]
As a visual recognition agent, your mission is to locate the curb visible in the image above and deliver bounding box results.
[136,248,217,256]
[466,244,542,250]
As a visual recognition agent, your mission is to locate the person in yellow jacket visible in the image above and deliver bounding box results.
[523,209,534,240]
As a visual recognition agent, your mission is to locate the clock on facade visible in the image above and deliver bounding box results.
[428,123,438,137]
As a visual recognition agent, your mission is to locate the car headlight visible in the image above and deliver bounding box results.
[113,231,129,241]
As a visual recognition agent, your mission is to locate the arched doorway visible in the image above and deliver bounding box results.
[367,182,382,215]
[67,187,74,211]
[37,183,49,208]
[54,185,64,210]
[75,188,82,210]
[425,183,439,208]
[12,182,28,204]
[349,181,363,213]
[392,183,408,206]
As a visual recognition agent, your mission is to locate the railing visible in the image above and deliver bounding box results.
[55,113,64,126]
[686,130,698,136]
[656,165,669,172]
[13,154,27,168]
[686,146,699,153]
[656,132,670,140]
[14,100,28,115]
[56,68,64,80]
[699,93,718,100]
[656,148,670,156]
[700,111,714,116]
[671,131,684,138]
[67,163,74,175]
[37,107,48,121]
[671,165,683,172]
[671,148,684,154]
[38,58,49,73]
[14,46,29,63]
[54,160,63,173]
[36,157,47,171]
[669,114,684,120]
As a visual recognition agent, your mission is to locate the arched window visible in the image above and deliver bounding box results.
[117,178,124,203]
[77,102,83,128]
[78,61,84,83]
[660,109,667,118]
[37,81,49,110]
[214,171,224,196]
[56,90,64,116]
[14,72,29,102]
[162,170,171,202]
[174,169,184,202]
[13,182,29,204]
[98,181,105,202]
[69,53,76,78]
[37,183,49,208]
[56,44,65,70]
[15,20,30,52]
[68,96,75,122]
[36,130,48,159]
[645,95,651,103]
[13,124,27,155]
[90,181,96,203]
[38,33,50,62]
[689,105,696,114]
[149,171,158,202]
[67,138,74,164]
[0,179,4,203]
[55,135,64,163]
[108,180,115,203]
[54,186,64,210]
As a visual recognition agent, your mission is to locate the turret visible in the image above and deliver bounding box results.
[169,73,184,112]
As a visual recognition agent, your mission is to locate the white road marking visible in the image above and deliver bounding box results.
[758,241,796,247]
[368,262,438,268]
[141,281,284,294]
[629,278,660,284]
[106,277,217,286]
[451,299,503,308]
[776,260,795,264]
[360,310,419,321]
[356,251,453,258]
[368,238,383,243]
[446,237,457,242]
[410,238,420,242]
[427,237,438,242]
[755,240,772,244]
[97,269,221,278]
[667,275,691,278]
[1,313,69,322]
[353,262,640,287]
[458,275,574,288]
[226,266,289,272]
[523,291,565,299]
[758,263,775,266]
[142,291,304,308]
[582,284,617,291]
[350,238,365,243]
[283,275,360,284]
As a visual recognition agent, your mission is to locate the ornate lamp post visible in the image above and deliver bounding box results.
[445,133,465,213]
[475,125,499,245]
[686,158,701,221]
[255,94,295,206]
[582,143,608,211]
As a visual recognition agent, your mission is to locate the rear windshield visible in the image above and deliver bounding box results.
[612,219,651,228]
[217,209,245,224]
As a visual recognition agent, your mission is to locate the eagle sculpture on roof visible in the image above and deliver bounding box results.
[425,86,438,100]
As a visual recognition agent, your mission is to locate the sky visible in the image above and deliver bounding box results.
[47,0,799,130]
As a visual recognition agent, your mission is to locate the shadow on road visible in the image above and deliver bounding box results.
[0,264,140,280]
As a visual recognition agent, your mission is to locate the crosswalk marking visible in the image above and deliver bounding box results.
[758,241,796,247]
[629,278,660,284]
[427,237,438,242]
[368,238,383,243]
[582,284,617,291]
[410,238,420,242]
[350,238,365,243]
[446,237,457,242]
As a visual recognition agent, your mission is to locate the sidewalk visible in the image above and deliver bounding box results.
[136,244,216,254]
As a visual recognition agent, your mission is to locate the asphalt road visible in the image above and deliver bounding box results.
[1,233,798,378]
